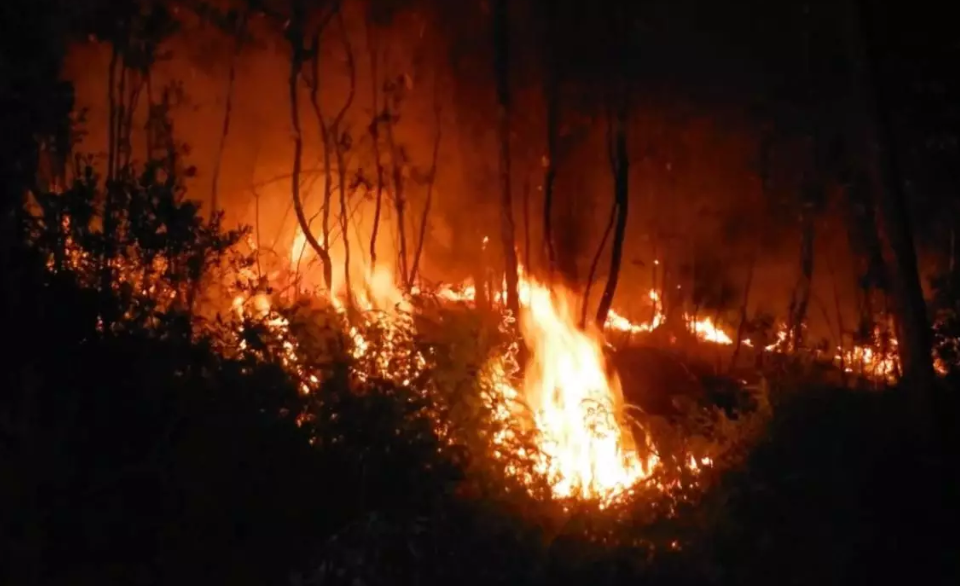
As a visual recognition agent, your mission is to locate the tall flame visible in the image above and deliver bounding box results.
[517,281,654,500]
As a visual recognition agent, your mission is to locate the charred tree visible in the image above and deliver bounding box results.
[365,17,385,271]
[210,10,247,217]
[842,0,935,403]
[309,33,335,284]
[788,191,816,352]
[522,179,531,271]
[287,0,333,290]
[410,86,442,287]
[541,0,559,278]
[595,101,629,329]
[493,0,520,319]
[383,81,410,288]
[331,9,356,301]
[730,252,757,372]
[581,196,617,328]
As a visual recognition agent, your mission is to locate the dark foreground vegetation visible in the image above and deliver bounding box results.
[0,142,957,586]
[3,1,960,585]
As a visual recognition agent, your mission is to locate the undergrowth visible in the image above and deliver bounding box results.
[6,162,957,586]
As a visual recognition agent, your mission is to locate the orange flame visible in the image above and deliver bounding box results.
[514,280,656,500]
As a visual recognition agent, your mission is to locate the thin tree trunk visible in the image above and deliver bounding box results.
[410,91,442,287]
[332,9,356,302]
[211,14,244,216]
[115,62,127,173]
[843,0,934,402]
[366,20,384,272]
[493,0,520,319]
[119,70,144,172]
[595,105,629,329]
[542,84,558,278]
[288,6,332,290]
[336,140,352,300]
[522,179,531,271]
[384,108,409,287]
[827,253,848,385]
[789,208,815,352]
[541,0,559,278]
[306,29,335,290]
[101,47,123,323]
[107,45,119,183]
[581,196,617,328]
[729,253,757,373]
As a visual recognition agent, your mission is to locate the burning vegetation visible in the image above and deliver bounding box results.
[4,0,960,584]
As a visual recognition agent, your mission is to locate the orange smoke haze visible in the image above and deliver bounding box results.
[60,0,873,344]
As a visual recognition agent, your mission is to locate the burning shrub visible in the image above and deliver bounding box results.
[9,152,784,585]
[28,159,248,331]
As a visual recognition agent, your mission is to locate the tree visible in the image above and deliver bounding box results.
[840,0,935,409]
[540,0,559,279]
[286,0,335,291]
[492,0,521,319]
[594,5,630,330]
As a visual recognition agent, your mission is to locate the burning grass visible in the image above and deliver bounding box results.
[221,249,764,513]
[29,163,925,539]
[24,163,960,586]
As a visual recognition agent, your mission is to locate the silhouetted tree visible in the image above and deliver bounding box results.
[493,0,521,320]
[841,0,935,415]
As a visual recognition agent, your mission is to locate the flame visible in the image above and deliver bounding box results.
[605,290,663,334]
[515,280,655,500]
[286,230,658,500]
[290,225,410,315]
[835,326,900,383]
[687,316,733,345]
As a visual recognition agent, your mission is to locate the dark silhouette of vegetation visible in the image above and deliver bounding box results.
[3,2,960,586]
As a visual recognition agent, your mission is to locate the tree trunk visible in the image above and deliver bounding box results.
[842,0,934,401]
[541,18,559,278]
[522,179,531,271]
[410,90,442,286]
[595,107,629,329]
[729,253,757,372]
[789,205,815,352]
[211,13,245,218]
[493,0,520,319]
[288,5,332,290]
[366,20,384,271]
[385,107,409,288]
[581,196,616,328]
[307,29,335,291]
[332,9,356,302]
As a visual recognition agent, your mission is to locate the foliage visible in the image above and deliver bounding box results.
[4,2,959,580]
[28,159,248,329]
[930,269,960,373]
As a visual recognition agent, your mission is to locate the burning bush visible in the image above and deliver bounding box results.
[7,155,790,585]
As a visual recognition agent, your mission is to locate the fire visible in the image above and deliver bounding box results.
[835,326,900,383]
[290,226,409,314]
[516,280,655,500]
[688,316,733,345]
[56,207,927,504]
[286,229,659,500]
[605,290,663,334]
